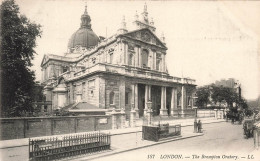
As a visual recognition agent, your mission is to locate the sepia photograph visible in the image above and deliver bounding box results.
[0,0,260,161]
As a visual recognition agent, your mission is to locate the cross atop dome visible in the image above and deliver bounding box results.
[84,2,88,14]
[81,3,91,29]
[144,2,148,13]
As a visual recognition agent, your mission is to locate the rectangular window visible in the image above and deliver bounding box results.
[125,92,129,105]
[156,59,161,70]
[128,54,133,66]
[156,53,161,71]
[187,96,191,106]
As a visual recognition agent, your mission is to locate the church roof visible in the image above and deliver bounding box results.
[67,4,99,50]
[68,28,99,50]
[120,28,167,50]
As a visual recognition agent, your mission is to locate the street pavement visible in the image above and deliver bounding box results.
[0,118,244,161]
[87,122,259,161]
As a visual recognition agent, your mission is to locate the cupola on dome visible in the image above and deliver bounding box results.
[68,5,99,50]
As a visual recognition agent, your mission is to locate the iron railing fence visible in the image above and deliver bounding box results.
[142,124,181,142]
[29,132,110,161]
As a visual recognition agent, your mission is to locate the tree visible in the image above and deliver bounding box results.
[196,84,248,109]
[211,86,238,107]
[0,0,41,117]
[196,86,210,108]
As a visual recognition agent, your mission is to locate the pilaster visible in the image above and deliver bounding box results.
[138,47,142,67]
[134,46,139,67]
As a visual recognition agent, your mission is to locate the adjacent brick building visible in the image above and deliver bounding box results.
[41,4,196,119]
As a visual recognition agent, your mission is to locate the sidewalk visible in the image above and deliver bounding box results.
[71,130,204,161]
[0,117,225,149]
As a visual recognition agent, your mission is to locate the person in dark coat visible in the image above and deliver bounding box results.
[198,120,202,133]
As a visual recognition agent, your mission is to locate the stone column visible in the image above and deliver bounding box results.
[119,78,125,109]
[147,108,153,126]
[161,54,165,72]
[181,85,186,117]
[121,42,125,65]
[120,108,126,128]
[130,108,136,127]
[148,49,152,69]
[148,85,151,101]
[111,108,117,129]
[134,84,139,118]
[153,51,156,70]
[160,86,168,116]
[144,85,149,115]
[170,88,177,116]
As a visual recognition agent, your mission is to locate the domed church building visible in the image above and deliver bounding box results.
[41,4,196,119]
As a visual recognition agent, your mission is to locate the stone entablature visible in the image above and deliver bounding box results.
[58,63,195,85]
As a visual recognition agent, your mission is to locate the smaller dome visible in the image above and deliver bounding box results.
[68,28,99,49]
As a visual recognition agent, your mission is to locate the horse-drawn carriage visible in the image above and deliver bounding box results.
[226,109,243,124]
[243,118,255,139]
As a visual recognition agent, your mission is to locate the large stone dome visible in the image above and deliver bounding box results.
[68,28,99,49]
[68,5,99,50]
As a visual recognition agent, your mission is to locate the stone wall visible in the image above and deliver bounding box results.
[0,115,112,140]
[197,109,216,118]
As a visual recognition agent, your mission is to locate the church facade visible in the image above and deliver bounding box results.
[41,4,196,118]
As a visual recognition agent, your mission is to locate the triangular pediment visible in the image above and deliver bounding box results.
[41,54,49,67]
[121,28,167,49]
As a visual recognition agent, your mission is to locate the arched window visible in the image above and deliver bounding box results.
[109,91,115,105]
[141,49,148,67]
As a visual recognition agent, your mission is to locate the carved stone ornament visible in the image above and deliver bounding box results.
[92,57,96,64]
[141,32,151,42]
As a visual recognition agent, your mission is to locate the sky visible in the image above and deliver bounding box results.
[14,0,260,100]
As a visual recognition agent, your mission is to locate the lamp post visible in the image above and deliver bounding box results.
[192,95,198,133]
